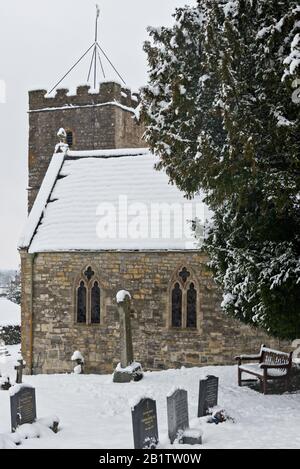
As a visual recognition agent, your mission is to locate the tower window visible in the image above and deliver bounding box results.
[66,130,73,147]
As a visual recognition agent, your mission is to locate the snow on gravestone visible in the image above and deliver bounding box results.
[131,398,159,449]
[10,384,36,432]
[167,388,189,444]
[198,375,219,418]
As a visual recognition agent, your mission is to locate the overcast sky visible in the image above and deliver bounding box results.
[0,0,195,270]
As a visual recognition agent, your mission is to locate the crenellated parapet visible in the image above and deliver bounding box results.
[29,81,140,111]
[27,80,146,213]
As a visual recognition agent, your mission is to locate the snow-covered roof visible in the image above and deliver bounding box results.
[19,148,209,252]
[0,298,21,327]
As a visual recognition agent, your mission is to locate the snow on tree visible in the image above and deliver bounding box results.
[142,0,300,339]
[7,270,21,306]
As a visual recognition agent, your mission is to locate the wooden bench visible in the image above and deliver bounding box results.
[235,345,293,394]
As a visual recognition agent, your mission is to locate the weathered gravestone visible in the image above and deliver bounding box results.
[113,290,143,383]
[10,384,36,432]
[167,388,202,445]
[131,398,159,449]
[14,359,25,384]
[198,375,219,417]
[167,389,189,444]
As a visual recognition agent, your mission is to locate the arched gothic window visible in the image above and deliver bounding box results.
[170,267,198,329]
[76,267,101,324]
[187,283,197,328]
[91,281,101,324]
[172,283,182,327]
[77,281,87,323]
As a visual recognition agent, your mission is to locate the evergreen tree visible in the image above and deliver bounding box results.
[142,0,300,339]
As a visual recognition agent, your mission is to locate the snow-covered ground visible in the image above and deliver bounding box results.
[1,345,300,449]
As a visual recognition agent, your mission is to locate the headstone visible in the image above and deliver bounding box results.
[14,359,25,384]
[198,375,219,417]
[131,398,159,449]
[113,291,143,383]
[10,385,36,432]
[167,389,189,444]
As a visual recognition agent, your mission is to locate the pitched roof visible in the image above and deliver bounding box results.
[19,149,209,252]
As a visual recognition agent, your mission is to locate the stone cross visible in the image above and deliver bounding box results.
[14,359,25,384]
[117,292,134,368]
[113,290,143,383]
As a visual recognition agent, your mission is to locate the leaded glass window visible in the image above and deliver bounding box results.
[91,281,101,324]
[77,281,87,323]
[187,283,197,328]
[170,267,199,330]
[66,130,73,147]
[172,283,182,327]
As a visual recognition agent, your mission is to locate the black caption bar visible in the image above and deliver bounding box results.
[1,449,296,466]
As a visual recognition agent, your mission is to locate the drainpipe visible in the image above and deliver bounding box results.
[28,252,36,375]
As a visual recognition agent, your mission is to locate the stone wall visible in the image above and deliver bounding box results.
[20,250,288,375]
[28,82,146,211]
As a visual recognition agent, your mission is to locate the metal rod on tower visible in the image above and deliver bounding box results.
[47,43,95,96]
[97,50,106,79]
[94,45,97,89]
[96,43,126,85]
[87,47,96,83]
[93,5,100,87]
[95,4,100,42]
[48,5,126,94]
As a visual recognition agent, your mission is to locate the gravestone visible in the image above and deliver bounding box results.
[10,385,36,432]
[167,389,189,444]
[167,389,202,445]
[131,398,159,449]
[113,291,143,383]
[14,359,25,384]
[198,375,219,417]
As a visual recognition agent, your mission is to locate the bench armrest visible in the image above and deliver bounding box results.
[235,354,261,361]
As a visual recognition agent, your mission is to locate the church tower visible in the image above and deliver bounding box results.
[27,83,145,212]
[27,6,146,212]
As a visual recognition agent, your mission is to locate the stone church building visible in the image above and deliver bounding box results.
[19,81,286,375]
